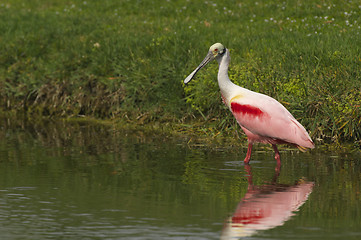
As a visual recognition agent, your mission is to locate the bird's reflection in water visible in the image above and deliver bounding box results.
[221,164,314,239]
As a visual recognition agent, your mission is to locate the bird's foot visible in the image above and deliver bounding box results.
[275,161,281,174]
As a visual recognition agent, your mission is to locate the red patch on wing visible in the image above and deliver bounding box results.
[231,102,264,117]
[231,210,265,225]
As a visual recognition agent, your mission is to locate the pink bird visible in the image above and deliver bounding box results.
[221,165,314,239]
[184,43,315,164]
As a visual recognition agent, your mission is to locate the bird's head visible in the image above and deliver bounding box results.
[209,42,226,58]
[184,43,226,84]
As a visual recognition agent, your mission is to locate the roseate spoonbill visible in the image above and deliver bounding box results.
[221,165,314,239]
[184,43,314,164]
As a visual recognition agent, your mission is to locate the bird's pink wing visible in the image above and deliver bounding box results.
[230,93,314,148]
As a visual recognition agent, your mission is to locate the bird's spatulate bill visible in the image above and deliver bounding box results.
[184,68,198,84]
[184,51,215,84]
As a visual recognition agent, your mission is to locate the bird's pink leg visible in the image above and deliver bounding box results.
[244,143,253,164]
[272,144,281,166]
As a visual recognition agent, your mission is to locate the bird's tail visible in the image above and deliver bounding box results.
[289,118,315,150]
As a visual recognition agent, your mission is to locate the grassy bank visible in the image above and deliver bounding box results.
[0,0,360,147]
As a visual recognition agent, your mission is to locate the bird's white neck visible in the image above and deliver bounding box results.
[216,49,237,101]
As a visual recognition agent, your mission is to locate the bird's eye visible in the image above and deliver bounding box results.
[214,48,218,52]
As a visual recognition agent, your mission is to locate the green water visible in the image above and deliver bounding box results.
[0,118,360,239]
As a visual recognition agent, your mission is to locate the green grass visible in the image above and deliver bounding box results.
[0,0,361,147]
